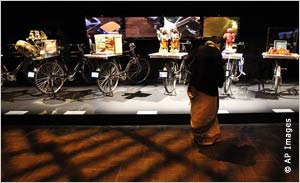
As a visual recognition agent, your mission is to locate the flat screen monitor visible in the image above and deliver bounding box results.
[163,16,202,38]
[203,17,239,38]
[85,17,123,39]
[125,17,162,38]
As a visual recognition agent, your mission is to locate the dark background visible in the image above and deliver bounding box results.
[1,1,299,82]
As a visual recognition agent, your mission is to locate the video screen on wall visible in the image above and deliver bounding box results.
[203,17,239,38]
[266,27,298,52]
[85,17,123,39]
[163,16,202,38]
[125,17,162,38]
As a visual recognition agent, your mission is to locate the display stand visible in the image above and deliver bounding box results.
[148,52,188,60]
[84,53,122,59]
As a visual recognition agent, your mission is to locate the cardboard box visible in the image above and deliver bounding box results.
[94,34,122,54]
[40,39,58,58]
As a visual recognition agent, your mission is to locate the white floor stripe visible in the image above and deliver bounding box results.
[5,111,28,115]
[218,110,229,114]
[64,111,86,115]
[272,109,294,113]
[137,110,158,115]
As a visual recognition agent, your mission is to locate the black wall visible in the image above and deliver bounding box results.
[1,1,299,81]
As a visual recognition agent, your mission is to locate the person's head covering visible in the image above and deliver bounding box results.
[205,40,218,48]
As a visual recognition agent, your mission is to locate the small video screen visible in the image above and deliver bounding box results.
[203,17,239,37]
[85,17,123,38]
[125,17,162,38]
[163,16,202,38]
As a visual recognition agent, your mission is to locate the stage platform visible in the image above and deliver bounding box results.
[1,82,299,125]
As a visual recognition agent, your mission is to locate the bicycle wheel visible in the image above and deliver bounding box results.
[179,60,189,84]
[224,62,232,94]
[164,61,178,94]
[126,58,150,84]
[80,57,97,84]
[96,61,120,95]
[35,61,65,94]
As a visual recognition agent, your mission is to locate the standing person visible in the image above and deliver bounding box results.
[187,38,225,146]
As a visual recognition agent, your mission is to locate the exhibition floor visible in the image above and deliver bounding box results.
[1,82,299,115]
[1,82,299,125]
[2,124,299,182]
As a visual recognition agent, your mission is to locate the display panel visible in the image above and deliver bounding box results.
[125,17,162,38]
[203,17,239,38]
[85,17,123,39]
[163,16,202,38]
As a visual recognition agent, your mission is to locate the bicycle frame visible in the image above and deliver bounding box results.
[2,61,25,76]
[273,61,282,94]
[2,58,38,82]
[223,54,245,94]
[63,61,82,81]
[226,57,244,80]
[113,42,140,78]
[59,44,88,81]
[2,44,28,81]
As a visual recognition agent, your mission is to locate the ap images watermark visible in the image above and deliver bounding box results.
[283,118,293,174]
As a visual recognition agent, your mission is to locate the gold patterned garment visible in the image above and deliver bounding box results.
[188,85,222,145]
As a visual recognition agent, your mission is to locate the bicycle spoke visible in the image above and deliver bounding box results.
[35,76,49,82]
[36,79,49,88]
[38,79,49,91]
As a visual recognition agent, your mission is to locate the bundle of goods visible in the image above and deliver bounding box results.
[267,47,291,55]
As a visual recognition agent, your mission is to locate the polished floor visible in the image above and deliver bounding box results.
[2,124,299,182]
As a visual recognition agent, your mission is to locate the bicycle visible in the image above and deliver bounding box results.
[96,41,150,96]
[34,44,96,95]
[164,40,192,95]
[223,53,246,94]
[1,42,40,86]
